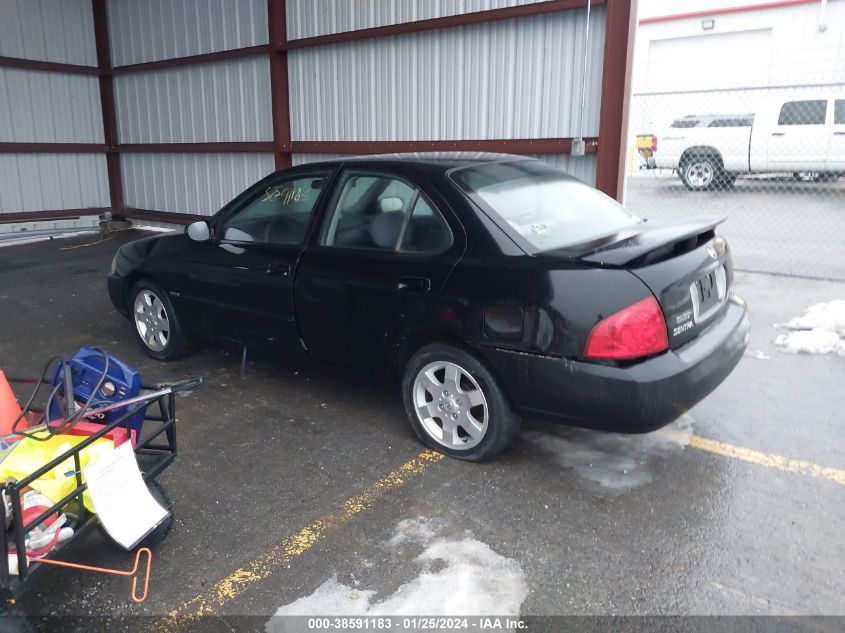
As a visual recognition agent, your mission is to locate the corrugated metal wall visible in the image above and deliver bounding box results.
[0,69,103,143]
[286,0,549,40]
[0,154,109,213]
[0,0,108,216]
[107,0,268,66]
[114,57,273,144]
[289,8,605,143]
[0,0,97,65]
[121,153,274,216]
[0,0,605,220]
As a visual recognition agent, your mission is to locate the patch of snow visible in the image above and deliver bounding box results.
[744,349,770,360]
[0,230,97,249]
[774,300,845,356]
[523,415,694,495]
[267,518,527,627]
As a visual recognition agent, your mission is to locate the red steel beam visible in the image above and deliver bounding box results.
[281,0,605,50]
[291,138,599,156]
[0,56,100,75]
[0,143,106,153]
[123,208,201,225]
[110,44,271,75]
[117,142,276,153]
[268,0,293,170]
[595,0,638,202]
[0,208,108,223]
[92,0,124,217]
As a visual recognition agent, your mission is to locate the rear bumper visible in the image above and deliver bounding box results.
[513,296,750,433]
[107,274,129,318]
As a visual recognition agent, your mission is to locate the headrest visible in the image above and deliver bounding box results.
[379,197,404,212]
[370,211,406,249]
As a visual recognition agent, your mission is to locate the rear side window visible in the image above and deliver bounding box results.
[835,100,845,125]
[451,160,640,253]
[709,117,753,127]
[321,172,452,253]
[778,100,827,126]
[670,119,700,128]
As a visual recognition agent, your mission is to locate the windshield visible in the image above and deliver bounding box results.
[450,160,641,252]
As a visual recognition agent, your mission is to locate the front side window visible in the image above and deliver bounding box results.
[778,100,827,126]
[321,172,451,253]
[221,174,328,245]
[451,160,640,252]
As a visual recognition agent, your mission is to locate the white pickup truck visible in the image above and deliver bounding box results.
[636,95,845,191]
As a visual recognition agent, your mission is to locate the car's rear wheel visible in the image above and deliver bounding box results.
[402,343,518,462]
[680,154,721,191]
[130,280,189,361]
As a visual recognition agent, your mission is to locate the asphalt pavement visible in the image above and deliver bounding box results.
[1,229,843,631]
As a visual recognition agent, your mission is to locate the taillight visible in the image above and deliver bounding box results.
[651,135,658,151]
[584,296,669,360]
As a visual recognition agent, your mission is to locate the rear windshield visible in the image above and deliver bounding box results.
[450,160,640,252]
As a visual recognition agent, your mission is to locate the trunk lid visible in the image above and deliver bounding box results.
[549,217,733,349]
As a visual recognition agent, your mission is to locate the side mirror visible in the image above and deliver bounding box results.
[186,221,211,242]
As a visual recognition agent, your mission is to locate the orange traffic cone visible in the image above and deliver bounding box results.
[0,370,23,435]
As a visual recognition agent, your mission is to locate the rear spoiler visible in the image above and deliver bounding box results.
[571,216,726,267]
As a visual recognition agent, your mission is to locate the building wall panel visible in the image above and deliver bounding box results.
[107,0,268,67]
[289,8,605,142]
[114,57,273,144]
[285,0,550,40]
[0,153,109,213]
[0,69,103,143]
[121,153,274,215]
[0,0,97,65]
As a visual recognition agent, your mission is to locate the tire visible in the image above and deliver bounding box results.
[401,343,518,462]
[0,603,35,633]
[98,480,174,550]
[679,154,721,191]
[129,280,190,361]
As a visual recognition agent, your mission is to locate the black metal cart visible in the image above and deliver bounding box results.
[0,378,197,618]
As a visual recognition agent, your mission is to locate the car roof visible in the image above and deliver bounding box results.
[289,152,533,171]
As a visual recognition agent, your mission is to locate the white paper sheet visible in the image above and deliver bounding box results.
[82,442,169,550]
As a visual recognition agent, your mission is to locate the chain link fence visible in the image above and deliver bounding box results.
[624,82,845,281]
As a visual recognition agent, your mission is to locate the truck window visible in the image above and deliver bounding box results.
[835,100,845,125]
[777,100,827,126]
[670,119,700,128]
[709,117,753,127]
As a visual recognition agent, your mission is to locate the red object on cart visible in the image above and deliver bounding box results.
[0,370,22,435]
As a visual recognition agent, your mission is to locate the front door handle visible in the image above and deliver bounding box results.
[835,131,845,136]
[397,276,431,293]
[266,263,291,276]
[771,132,786,136]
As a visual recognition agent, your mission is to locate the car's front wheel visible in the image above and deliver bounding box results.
[130,281,189,361]
[402,343,518,462]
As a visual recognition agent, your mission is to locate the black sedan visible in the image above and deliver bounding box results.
[108,154,749,461]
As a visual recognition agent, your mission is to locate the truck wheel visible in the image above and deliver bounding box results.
[680,155,721,191]
[98,480,174,550]
[402,343,519,462]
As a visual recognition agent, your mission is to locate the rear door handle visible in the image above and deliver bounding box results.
[266,263,291,276]
[835,131,845,136]
[771,132,786,136]
[397,276,431,293]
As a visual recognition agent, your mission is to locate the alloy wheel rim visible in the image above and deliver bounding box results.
[134,290,170,352]
[687,161,713,188]
[412,360,488,450]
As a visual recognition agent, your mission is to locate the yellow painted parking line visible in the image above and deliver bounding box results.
[660,429,845,487]
[158,449,444,629]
